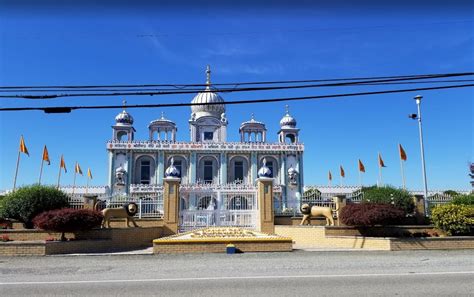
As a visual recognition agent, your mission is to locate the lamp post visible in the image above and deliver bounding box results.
[410,95,429,215]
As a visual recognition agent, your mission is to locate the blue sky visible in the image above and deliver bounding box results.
[0,1,473,191]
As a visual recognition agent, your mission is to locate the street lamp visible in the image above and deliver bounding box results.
[409,95,429,216]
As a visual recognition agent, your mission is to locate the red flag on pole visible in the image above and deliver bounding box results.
[378,153,387,168]
[358,159,366,173]
[340,166,345,178]
[19,135,29,156]
[60,155,67,173]
[42,146,50,165]
[399,144,407,161]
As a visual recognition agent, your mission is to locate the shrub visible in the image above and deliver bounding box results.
[340,203,405,226]
[361,185,414,214]
[443,190,460,197]
[430,204,474,236]
[0,185,70,228]
[33,208,103,241]
[450,194,474,206]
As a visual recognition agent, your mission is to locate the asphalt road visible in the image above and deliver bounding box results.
[1,250,473,296]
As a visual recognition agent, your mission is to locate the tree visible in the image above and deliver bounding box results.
[0,185,70,228]
[361,185,414,214]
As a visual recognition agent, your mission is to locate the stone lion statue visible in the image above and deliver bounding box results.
[300,200,340,226]
[98,203,139,228]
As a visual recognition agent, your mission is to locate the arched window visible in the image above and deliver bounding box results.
[198,156,218,184]
[204,161,213,183]
[285,134,296,144]
[228,156,249,184]
[134,156,155,184]
[117,131,127,141]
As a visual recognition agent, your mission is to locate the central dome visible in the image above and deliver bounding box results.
[190,66,225,119]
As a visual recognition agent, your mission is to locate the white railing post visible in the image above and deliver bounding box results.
[139,198,142,219]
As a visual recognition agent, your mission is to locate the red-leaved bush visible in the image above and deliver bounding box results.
[33,208,103,241]
[340,203,405,226]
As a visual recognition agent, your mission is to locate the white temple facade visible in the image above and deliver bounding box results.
[106,66,305,209]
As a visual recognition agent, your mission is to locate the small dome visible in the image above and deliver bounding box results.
[115,100,134,125]
[149,112,176,127]
[115,110,134,125]
[165,157,181,178]
[240,113,265,129]
[190,66,225,118]
[258,158,272,178]
[279,105,296,128]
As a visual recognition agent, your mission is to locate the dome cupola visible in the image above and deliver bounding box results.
[115,100,134,125]
[149,112,177,141]
[112,100,135,141]
[239,113,267,142]
[190,65,225,119]
[279,105,297,128]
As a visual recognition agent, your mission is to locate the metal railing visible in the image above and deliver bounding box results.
[179,210,256,233]
[67,192,164,219]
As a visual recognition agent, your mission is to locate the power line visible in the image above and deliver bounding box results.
[1,83,472,113]
[2,73,473,100]
[1,79,473,93]
[1,72,471,90]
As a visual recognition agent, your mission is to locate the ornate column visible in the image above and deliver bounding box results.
[163,176,181,235]
[189,152,197,183]
[163,160,181,235]
[107,151,114,190]
[250,152,258,183]
[157,151,164,184]
[154,151,160,184]
[220,152,227,184]
[126,151,133,195]
[256,159,275,234]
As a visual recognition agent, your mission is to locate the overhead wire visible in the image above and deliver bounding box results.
[1,72,472,90]
[1,72,473,100]
[1,83,472,112]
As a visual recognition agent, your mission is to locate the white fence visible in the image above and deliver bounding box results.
[178,184,258,232]
[67,192,164,219]
[179,210,256,232]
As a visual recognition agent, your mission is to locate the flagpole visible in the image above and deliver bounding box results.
[358,170,362,187]
[72,170,77,195]
[378,153,383,187]
[13,150,21,191]
[38,159,44,185]
[400,157,406,190]
[378,164,383,187]
[57,162,62,189]
[86,175,89,194]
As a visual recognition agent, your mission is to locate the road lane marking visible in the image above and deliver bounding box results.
[1,271,473,286]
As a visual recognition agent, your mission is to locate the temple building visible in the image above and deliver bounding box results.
[106,66,305,210]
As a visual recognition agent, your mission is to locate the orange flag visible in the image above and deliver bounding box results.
[87,168,93,179]
[42,145,50,165]
[60,155,67,173]
[19,135,29,156]
[328,170,332,181]
[340,166,345,178]
[358,159,365,173]
[378,153,387,168]
[399,144,407,161]
[75,162,83,175]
